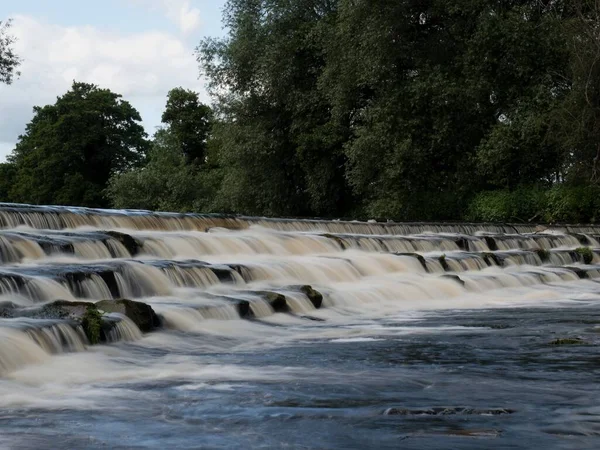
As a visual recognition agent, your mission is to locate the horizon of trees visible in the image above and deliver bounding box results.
[2,0,600,223]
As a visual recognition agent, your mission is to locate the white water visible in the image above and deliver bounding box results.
[0,203,599,398]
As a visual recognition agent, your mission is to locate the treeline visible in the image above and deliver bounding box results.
[1,1,600,223]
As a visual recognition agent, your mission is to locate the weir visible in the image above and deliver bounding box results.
[1,202,600,374]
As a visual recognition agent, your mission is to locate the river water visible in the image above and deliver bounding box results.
[0,204,599,449]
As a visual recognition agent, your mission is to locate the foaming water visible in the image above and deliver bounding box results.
[2,204,600,448]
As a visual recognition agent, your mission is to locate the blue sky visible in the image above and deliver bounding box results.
[0,0,227,160]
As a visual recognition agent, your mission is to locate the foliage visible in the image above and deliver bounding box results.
[192,0,591,221]
[0,19,20,84]
[6,82,149,208]
[575,247,594,264]
[106,128,220,212]
[162,87,212,165]
[468,186,600,223]
[82,305,102,345]
[0,163,15,201]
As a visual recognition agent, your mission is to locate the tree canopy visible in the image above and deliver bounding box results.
[5,1,600,223]
[0,19,20,84]
[6,82,149,207]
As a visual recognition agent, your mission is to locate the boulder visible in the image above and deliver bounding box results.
[300,285,323,309]
[21,299,93,320]
[96,299,160,332]
[260,291,288,313]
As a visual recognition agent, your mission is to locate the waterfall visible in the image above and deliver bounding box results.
[1,202,600,375]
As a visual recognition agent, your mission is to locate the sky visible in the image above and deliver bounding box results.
[0,0,227,161]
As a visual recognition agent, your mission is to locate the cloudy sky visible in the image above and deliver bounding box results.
[0,0,226,161]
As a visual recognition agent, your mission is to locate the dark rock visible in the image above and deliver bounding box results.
[259,291,288,313]
[441,274,465,286]
[383,407,515,416]
[322,233,347,250]
[104,231,141,257]
[438,254,450,271]
[483,252,502,267]
[533,248,550,262]
[0,301,19,318]
[549,337,587,346]
[394,253,428,272]
[82,305,102,344]
[300,285,323,309]
[96,299,160,332]
[484,236,498,251]
[575,247,594,265]
[300,315,325,322]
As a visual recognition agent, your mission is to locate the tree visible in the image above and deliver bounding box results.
[106,128,219,212]
[197,0,355,217]
[0,19,20,84]
[8,82,149,207]
[161,87,212,165]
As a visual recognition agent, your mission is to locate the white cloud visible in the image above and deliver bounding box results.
[133,0,202,34]
[0,15,208,161]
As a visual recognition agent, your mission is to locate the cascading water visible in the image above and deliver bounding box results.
[1,203,600,448]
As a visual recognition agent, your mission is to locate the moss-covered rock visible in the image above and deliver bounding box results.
[95,299,160,332]
[575,247,594,264]
[438,254,450,271]
[82,305,103,345]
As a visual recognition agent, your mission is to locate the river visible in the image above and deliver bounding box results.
[0,203,599,449]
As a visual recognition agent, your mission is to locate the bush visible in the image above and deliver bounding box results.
[467,185,600,223]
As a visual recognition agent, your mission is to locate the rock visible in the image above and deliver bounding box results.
[438,254,450,271]
[104,231,140,256]
[22,299,93,320]
[533,248,550,262]
[300,285,323,309]
[95,299,160,332]
[549,337,587,346]
[0,301,19,318]
[575,247,594,265]
[383,407,515,416]
[260,291,288,313]
[394,253,428,271]
[82,305,102,344]
[441,274,465,286]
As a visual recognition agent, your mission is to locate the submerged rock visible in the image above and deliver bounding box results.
[441,274,465,286]
[383,407,515,416]
[549,337,587,346]
[95,299,161,332]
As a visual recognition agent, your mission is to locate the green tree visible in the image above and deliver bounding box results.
[8,81,149,207]
[161,87,212,165]
[106,128,220,212]
[0,163,15,201]
[197,0,355,217]
[0,19,20,84]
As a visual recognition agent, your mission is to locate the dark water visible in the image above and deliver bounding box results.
[1,204,600,449]
[2,303,600,449]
